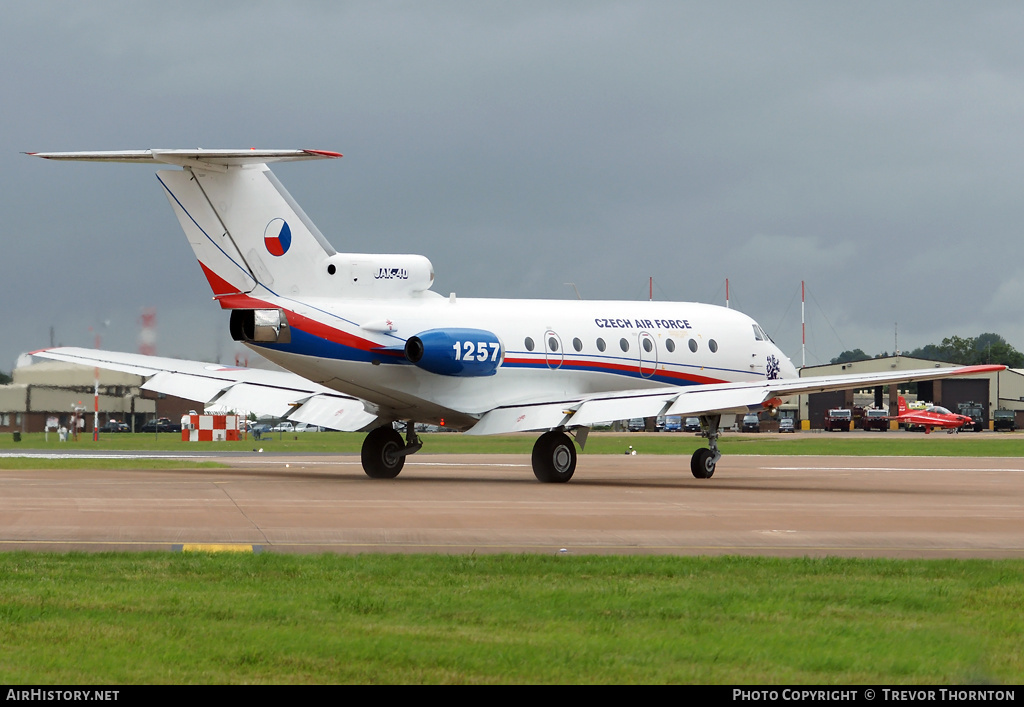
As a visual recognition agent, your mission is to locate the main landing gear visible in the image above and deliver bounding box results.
[691,414,721,479]
[360,422,423,479]
[531,430,577,483]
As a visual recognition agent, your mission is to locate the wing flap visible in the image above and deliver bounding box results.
[288,395,377,432]
[212,383,313,419]
[568,392,679,428]
[141,371,231,404]
[464,403,574,436]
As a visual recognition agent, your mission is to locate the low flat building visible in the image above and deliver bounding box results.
[0,359,195,433]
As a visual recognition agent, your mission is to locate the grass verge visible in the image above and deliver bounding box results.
[0,553,1020,684]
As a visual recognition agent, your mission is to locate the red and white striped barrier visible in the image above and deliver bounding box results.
[181,414,240,442]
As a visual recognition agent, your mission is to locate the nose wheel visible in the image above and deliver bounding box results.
[690,448,716,478]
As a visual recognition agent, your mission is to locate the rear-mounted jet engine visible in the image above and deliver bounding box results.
[230,309,291,344]
[404,328,503,377]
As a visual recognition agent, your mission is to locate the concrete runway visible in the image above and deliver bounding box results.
[1,452,1023,557]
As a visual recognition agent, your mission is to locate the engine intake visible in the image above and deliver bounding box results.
[404,328,503,377]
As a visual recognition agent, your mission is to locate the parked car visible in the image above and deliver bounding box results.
[140,417,181,433]
[741,414,760,433]
[627,418,646,432]
[663,416,682,432]
[778,418,795,433]
[683,417,702,432]
[295,423,323,432]
[823,409,852,432]
[271,421,295,432]
[861,409,889,432]
[100,420,130,433]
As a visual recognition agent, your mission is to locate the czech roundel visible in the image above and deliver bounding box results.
[264,218,291,256]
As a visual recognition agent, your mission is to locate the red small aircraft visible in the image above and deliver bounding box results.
[896,396,973,434]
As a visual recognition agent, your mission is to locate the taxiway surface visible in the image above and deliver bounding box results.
[1,453,1022,557]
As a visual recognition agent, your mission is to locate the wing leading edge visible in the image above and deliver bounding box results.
[465,364,1006,435]
[32,347,377,432]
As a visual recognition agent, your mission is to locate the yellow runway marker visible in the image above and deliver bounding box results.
[178,544,257,553]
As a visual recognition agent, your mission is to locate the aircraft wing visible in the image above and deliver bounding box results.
[465,364,1005,435]
[31,347,377,432]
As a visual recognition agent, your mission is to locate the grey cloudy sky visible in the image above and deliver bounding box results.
[3,1,1023,372]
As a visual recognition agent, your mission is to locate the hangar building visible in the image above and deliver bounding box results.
[795,356,1024,430]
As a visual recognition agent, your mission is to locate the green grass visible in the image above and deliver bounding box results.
[0,553,1020,684]
[2,430,1022,460]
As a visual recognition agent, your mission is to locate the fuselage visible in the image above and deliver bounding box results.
[244,292,798,429]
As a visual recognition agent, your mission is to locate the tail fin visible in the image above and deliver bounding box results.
[158,161,338,302]
[31,149,436,303]
[897,396,907,415]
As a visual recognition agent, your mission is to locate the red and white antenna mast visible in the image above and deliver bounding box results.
[725,278,730,309]
[139,307,157,356]
[801,281,806,369]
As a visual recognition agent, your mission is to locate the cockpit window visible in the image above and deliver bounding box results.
[753,325,765,341]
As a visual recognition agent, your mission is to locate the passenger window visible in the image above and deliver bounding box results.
[619,338,629,352]
[642,338,653,353]
[688,339,698,353]
[596,338,606,352]
[572,337,583,352]
[665,338,675,353]
[548,337,559,352]
[709,339,719,353]
[525,337,535,352]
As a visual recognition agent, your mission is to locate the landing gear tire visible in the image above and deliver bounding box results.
[532,431,577,483]
[361,426,406,479]
[690,448,716,479]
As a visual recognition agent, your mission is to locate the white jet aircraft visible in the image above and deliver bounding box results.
[28,149,1004,482]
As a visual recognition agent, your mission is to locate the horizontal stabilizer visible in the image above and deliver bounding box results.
[28,149,341,167]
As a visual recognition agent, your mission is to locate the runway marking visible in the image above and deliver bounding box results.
[239,459,530,468]
[0,540,1021,555]
[0,452,215,460]
[175,543,259,553]
[764,465,1024,472]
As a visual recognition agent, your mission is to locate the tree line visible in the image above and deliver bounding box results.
[830,333,1024,368]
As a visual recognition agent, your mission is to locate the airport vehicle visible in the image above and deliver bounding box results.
[896,396,973,434]
[683,417,702,432]
[627,418,646,432]
[993,409,1016,432]
[778,418,795,433]
[663,416,682,432]
[741,414,760,432]
[823,408,852,431]
[30,149,1004,482]
[861,408,889,431]
[956,401,985,432]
